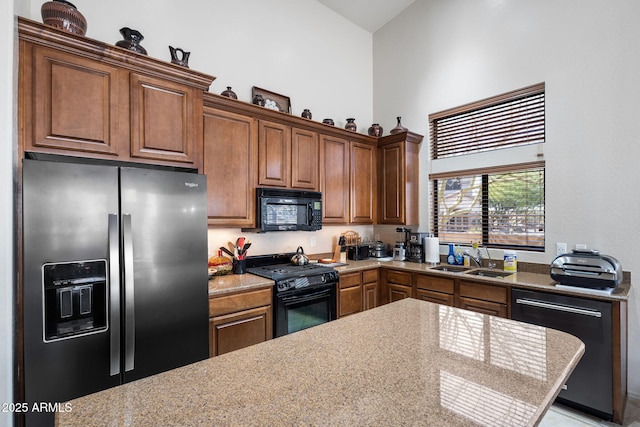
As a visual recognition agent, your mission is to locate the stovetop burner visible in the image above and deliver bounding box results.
[247,262,335,281]
[245,253,339,292]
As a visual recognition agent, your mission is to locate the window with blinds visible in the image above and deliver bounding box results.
[429,83,546,250]
[429,83,545,159]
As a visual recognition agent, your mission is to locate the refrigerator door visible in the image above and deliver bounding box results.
[120,167,209,382]
[23,159,121,425]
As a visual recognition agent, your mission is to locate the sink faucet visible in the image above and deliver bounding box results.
[467,249,482,268]
[469,243,492,268]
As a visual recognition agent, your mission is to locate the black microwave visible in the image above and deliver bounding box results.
[251,187,322,232]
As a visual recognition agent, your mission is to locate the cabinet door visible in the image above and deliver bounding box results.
[388,283,412,302]
[203,108,257,227]
[378,142,404,224]
[209,305,272,356]
[350,142,376,224]
[320,135,350,223]
[339,285,363,317]
[291,128,319,190]
[130,72,201,166]
[363,282,378,310]
[258,120,291,187]
[28,44,126,156]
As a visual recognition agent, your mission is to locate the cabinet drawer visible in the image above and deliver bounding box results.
[415,274,454,294]
[385,270,412,286]
[362,269,378,283]
[340,271,362,289]
[458,281,508,304]
[416,289,454,306]
[209,287,272,317]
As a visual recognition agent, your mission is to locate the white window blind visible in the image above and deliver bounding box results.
[430,83,545,159]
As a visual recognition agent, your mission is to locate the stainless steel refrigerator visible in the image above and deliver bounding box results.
[22,158,209,426]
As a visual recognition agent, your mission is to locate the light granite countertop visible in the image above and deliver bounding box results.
[56,298,584,426]
[209,259,631,302]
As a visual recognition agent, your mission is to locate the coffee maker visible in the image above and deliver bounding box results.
[407,232,429,262]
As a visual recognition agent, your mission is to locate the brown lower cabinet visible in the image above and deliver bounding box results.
[338,269,379,317]
[208,287,273,357]
[381,269,413,304]
[415,274,455,306]
[456,280,509,318]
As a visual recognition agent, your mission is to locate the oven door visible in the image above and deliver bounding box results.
[274,282,336,337]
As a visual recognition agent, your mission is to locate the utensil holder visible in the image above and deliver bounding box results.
[233,259,246,274]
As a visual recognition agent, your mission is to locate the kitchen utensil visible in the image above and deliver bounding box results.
[219,246,235,258]
[291,246,309,265]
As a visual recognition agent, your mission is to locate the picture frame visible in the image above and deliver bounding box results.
[252,86,291,114]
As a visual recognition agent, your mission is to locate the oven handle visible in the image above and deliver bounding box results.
[280,288,332,304]
[515,298,602,318]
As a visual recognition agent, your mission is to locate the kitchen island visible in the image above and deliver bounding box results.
[56,298,584,426]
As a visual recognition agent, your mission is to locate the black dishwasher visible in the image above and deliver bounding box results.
[511,288,613,420]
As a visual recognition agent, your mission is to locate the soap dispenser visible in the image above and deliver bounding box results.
[447,244,456,265]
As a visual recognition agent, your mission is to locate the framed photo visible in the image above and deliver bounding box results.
[252,86,291,114]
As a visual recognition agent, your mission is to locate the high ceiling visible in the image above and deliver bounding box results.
[317,0,416,33]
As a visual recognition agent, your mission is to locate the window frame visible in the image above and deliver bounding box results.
[428,83,546,251]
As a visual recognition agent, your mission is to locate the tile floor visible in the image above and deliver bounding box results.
[540,397,640,427]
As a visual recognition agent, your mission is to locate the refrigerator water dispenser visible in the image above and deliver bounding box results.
[43,260,108,342]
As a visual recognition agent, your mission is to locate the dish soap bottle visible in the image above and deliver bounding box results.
[447,244,456,265]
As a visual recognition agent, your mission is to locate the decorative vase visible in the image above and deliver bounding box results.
[252,94,265,107]
[301,109,312,119]
[221,86,238,99]
[322,118,335,126]
[345,118,357,132]
[41,0,87,36]
[115,27,147,55]
[368,123,383,137]
[390,116,408,134]
[169,46,190,68]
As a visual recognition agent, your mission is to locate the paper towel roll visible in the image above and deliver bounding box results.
[423,237,440,264]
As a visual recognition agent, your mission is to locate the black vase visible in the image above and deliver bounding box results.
[345,118,357,132]
[116,27,147,55]
[221,86,238,99]
[368,123,383,137]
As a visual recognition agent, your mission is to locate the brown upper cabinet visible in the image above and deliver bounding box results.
[258,121,319,190]
[203,106,258,227]
[377,131,423,225]
[18,18,215,170]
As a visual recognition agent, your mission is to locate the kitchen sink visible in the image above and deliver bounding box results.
[429,265,469,273]
[464,269,513,279]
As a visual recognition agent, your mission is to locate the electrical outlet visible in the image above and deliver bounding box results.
[374,234,380,241]
[310,236,317,247]
[556,242,567,256]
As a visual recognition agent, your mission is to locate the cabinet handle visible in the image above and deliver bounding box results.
[108,214,121,376]
[123,214,136,372]
[515,298,602,318]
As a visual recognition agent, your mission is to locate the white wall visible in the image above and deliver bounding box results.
[1,1,16,425]
[373,0,640,398]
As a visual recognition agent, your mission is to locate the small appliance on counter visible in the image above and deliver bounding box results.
[393,227,412,261]
[407,232,429,263]
[370,241,390,258]
[551,249,622,289]
[347,243,371,261]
